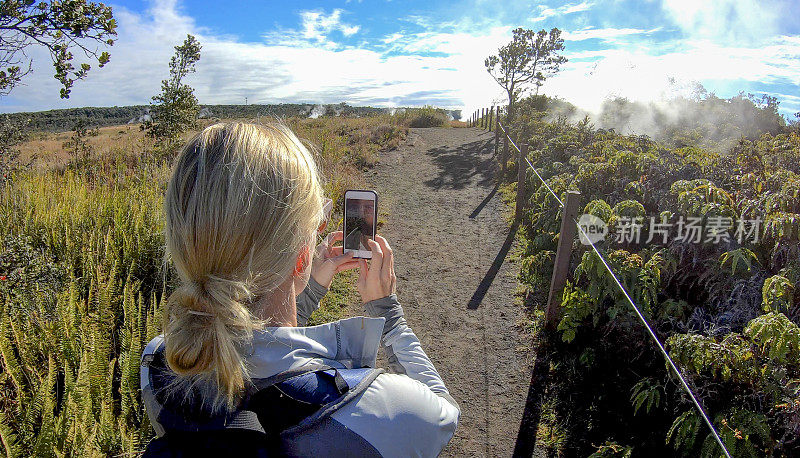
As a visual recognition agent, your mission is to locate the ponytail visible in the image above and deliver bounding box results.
[163,278,258,408]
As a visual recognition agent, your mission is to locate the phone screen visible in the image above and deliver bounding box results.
[344,198,375,252]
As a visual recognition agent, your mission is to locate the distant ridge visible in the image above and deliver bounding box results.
[5,103,463,133]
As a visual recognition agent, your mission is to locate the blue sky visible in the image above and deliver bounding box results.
[2,0,799,118]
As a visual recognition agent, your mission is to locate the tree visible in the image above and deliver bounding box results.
[143,34,201,146]
[0,0,117,98]
[62,118,98,169]
[485,27,567,123]
[0,114,28,185]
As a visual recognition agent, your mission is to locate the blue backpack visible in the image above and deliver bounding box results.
[141,339,383,457]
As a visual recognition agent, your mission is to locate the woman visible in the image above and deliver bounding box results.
[140,122,460,457]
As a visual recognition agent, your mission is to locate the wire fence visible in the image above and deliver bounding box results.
[471,106,732,458]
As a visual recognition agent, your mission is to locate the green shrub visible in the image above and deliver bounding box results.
[508,95,800,456]
[394,106,449,128]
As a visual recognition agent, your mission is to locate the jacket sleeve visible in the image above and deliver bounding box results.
[296,277,328,326]
[363,294,460,411]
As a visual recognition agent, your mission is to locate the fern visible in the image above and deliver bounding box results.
[0,410,21,458]
[744,312,800,365]
[557,281,595,342]
[630,378,662,416]
[699,409,771,458]
[0,320,26,410]
[761,275,794,314]
[667,410,701,454]
[589,440,634,457]
[719,248,759,277]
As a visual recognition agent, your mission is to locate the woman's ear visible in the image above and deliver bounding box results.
[292,244,312,277]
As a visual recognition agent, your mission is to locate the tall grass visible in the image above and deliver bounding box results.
[0,116,406,456]
[0,166,169,456]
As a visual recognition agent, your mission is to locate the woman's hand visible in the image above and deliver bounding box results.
[311,231,359,289]
[357,235,397,304]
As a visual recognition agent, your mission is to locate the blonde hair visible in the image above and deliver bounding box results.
[162,122,324,411]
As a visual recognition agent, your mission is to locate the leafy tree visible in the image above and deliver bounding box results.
[0,0,117,98]
[143,34,201,147]
[485,27,567,123]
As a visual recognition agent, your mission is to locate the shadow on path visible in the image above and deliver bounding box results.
[424,137,496,191]
[467,221,518,310]
[512,341,551,457]
[469,184,499,219]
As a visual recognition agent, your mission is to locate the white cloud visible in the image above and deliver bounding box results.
[660,0,784,44]
[0,0,797,120]
[531,1,594,22]
[0,1,506,115]
[300,9,360,42]
[546,35,800,114]
[563,27,662,42]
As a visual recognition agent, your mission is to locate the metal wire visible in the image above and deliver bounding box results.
[573,221,732,458]
[498,127,732,458]
[523,156,564,209]
[497,123,564,208]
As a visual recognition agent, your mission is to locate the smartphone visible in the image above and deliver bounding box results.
[343,189,378,259]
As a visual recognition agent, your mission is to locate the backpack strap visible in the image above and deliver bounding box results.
[156,406,267,434]
[141,336,380,438]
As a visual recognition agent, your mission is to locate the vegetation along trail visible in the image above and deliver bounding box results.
[358,126,541,457]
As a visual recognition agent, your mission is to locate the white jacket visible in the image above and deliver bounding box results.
[141,278,460,457]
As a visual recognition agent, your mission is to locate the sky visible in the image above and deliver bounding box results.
[2,0,799,119]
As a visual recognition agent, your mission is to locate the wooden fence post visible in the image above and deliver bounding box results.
[494,110,500,157]
[502,130,509,174]
[481,108,485,128]
[546,190,582,331]
[488,106,493,132]
[515,143,528,222]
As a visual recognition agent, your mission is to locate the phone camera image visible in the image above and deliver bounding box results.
[345,198,375,252]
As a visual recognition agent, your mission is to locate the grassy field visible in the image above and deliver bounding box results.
[0,114,406,456]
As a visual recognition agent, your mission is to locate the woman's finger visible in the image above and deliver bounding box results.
[330,250,355,266]
[374,235,393,283]
[329,246,343,257]
[327,231,343,245]
[389,254,396,292]
[335,260,360,273]
[366,239,383,279]
[321,231,342,251]
[358,259,368,284]
[374,234,391,253]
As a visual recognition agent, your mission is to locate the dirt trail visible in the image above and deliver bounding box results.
[360,127,539,457]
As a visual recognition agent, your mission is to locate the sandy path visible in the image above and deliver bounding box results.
[358,127,539,457]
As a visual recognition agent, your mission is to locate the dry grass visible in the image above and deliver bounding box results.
[19,124,151,165]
